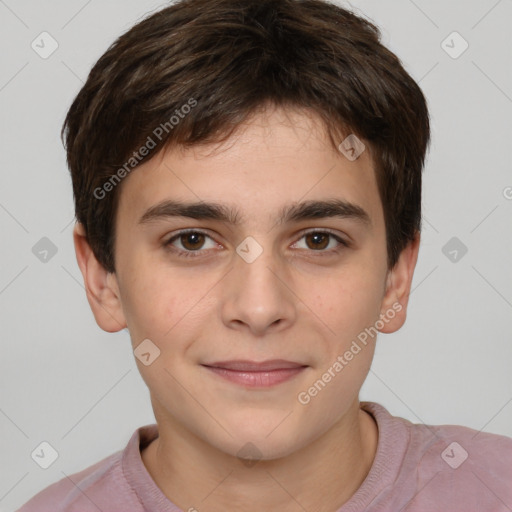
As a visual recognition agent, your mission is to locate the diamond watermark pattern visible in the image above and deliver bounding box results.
[441,441,468,469]
[441,31,469,59]
[338,134,365,161]
[31,441,59,469]
[236,236,263,264]
[134,338,161,366]
[32,237,58,263]
[31,32,59,59]
[442,237,468,263]
[236,442,263,468]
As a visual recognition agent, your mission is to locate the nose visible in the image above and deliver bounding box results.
[221,240,297,336]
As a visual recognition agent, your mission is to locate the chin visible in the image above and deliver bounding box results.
[217,434,303,463]
[208,415,311,462]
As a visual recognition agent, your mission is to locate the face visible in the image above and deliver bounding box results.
[75,106,418,460]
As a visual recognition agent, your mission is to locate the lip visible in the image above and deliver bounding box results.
[205,359,305,371]
[202,360,308,387]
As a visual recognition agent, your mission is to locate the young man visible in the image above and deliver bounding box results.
[19,0,512,510]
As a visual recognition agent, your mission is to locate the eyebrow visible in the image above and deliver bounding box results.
[138,198,371,227]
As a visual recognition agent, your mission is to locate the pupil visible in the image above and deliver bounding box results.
[308,233,328,250]
[183,233,204,250]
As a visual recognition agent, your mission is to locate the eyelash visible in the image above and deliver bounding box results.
[163,229,349,259]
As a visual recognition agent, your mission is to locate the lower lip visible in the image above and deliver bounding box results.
[203,366,307,387]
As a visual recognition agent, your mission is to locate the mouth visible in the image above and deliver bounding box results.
[201,359,308,388]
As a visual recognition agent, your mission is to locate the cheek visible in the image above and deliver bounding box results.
[118,264,179,342]
[306,265,384,338]
[121,263,217,354]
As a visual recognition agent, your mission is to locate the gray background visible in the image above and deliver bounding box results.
[1,0,511,509]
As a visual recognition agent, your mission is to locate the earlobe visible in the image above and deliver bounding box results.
[378,232,420,334]
[73,222,127,333]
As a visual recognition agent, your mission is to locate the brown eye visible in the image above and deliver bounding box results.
[180,232,206,251]
[304,232,330,250]
[165,230,218,257]
[293,230,348,255]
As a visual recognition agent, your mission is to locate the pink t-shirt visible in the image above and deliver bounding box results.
[17,401,512,511]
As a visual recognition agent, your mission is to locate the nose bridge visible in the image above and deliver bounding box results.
[222,234,296,333]
[237,237,278,289]
[235,234,283,298]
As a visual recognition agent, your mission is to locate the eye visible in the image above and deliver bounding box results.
[164,228,349,259]
[292,229,348,254]
[164,230,218,258]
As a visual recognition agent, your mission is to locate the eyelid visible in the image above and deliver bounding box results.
[292,227,350,250]
[297,226,348,240]
[164,227,349,257]
[165,228,220,249]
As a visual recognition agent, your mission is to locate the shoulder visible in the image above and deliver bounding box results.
[401,412,512,508]
[16,424,159,511]
[408,418,512,472]
[364,401,512,472]
[16,450,124,512]
[362,402,512,510]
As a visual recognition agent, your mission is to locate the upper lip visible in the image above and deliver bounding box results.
[203,359,307,371]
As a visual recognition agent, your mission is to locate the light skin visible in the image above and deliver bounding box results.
[74,105,420,511]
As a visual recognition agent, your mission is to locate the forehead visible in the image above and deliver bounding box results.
[116,107,384,230]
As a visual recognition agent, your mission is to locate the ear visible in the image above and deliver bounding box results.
[378,232,420,334]
[73,222,127,333]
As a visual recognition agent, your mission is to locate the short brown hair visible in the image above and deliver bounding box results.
[62,0,431,273]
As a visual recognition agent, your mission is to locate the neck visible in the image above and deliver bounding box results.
[141,400,378,512]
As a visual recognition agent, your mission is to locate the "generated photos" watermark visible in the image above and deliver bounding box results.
[298,302,402,405]
[94,98,197,200]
